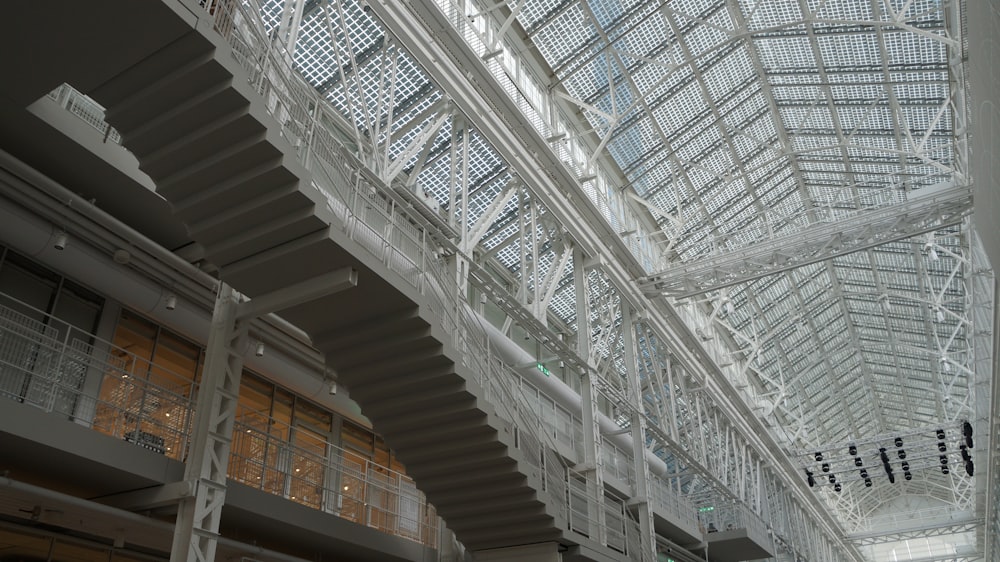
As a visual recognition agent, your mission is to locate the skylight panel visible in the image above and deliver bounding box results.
[534,4,590,75]
[745,0,802,31]
[517,0,568,31]
[816,33,882,70]
[701,46,755,102]
[811,0,873,21]
[670,3,732,59]
[753,35,814,71]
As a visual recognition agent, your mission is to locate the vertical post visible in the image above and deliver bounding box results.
[169,284,247,562]
[573,247,606,543]
[622,303,656,561]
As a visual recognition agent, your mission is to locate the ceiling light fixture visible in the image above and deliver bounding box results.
[53,230,68,251]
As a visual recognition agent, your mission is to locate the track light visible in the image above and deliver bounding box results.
[938,441,947,453]
[937,429,946,440]
[165,293,177,311]
[939,455,949,466]
[894,437,903,448]
[814,452,823,462]
[834,482,842,492]
[904,471,912,481]
[864,478,872,488]
[255,341,265,357]
[928,247,939,261]
[898,449,906,460]
[805,470,815,488]
[828,474,836,484]
[53,230,68,251]
[848,445,857,456]
[860,469,868,479]
[854,456,863,467]
[935,307,945,323]
[821,462,830,473]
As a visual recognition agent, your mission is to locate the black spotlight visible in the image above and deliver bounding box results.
[938,441,947,453]
[963,421,974,448]
[904,471,912,481]
[864,478,873,488]
[936,428,946,440]
[965,460,974,477]
[879,448,890,464]
[834,482,842,492]
[901,461,910,472]
[821,462,830,473]
[828,474,836,484]
[848,445,857,456]
[940,454,949,465]
[898,449,907,460]
[942,466,950,475]
[806,470,815,488]
[854,456,863,467]
[815,452,823,462]
[894,436,903,448]
[860,468,868,478]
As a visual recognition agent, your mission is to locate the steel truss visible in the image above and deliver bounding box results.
[247,0,988,559]
[640,182,973,298]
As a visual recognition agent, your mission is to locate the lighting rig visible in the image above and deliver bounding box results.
[796,422,974,492]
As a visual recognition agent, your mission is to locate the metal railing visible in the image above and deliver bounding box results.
[46,84,122,144]
[699,502,770,545]
[230,411,438,547]
[0,295,439,548]
[0,297,196,459]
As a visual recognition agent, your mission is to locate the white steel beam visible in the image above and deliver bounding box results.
[235,267,358,321]
[169,285,247,562]
[641,182,973,299]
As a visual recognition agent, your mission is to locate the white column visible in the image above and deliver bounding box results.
[169,284,247,562]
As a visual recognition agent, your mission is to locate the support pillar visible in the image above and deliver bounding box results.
[169,284,247,562]
[622,303,656,562]
[573,246,606,544]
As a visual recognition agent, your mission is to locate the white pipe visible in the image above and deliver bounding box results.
[475,312,674,479]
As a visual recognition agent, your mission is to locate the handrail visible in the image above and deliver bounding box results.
[0,295,438,547]
[230,418,438,546]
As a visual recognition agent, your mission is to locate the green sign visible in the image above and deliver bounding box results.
[536,362,551,376]
[698,506,715,513]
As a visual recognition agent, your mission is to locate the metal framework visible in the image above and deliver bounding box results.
[203,0,992,561]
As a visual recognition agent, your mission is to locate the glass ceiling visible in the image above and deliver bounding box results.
[257,0,981,556]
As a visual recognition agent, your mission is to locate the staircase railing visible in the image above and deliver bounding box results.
[41,0,708,551]
[197,1,702,554]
